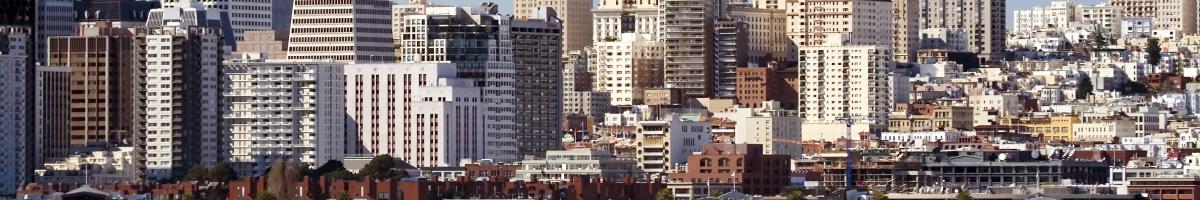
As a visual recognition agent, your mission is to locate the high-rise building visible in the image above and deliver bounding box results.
[893,0,919,62]
[797,34,892,142]
[725,4,790,64]
[1153,0,1198,35]
[287,0,395,62]
[221,56,346,176]
[138,25,223,180]
[34,66,71,169]
[46,22,140,148]
[916,0,1005,63]
[156,0,237,49]
[1012,1,1077,34]
[344,63,488,167]
[662,0,716,98]
[593,0,660,41]
[562,50,612,122]
[234,30,288,59]
[511,13,565,158]
[0,0,34,25]
[514,1,592,52]
[713,20,747,99]
[36,0,76,64]
[159,0,292,45]
[0,27,29,196]
[786,0,894,47]
[394,4,518,162]
[591,33,664,107]
[73,0,161,28]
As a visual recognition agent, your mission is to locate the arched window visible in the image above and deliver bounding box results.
[700,158,712,167]
[737,158,744,166]
[718,158,730,167]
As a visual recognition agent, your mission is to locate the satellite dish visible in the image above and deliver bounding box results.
[1032,150,1041,159]
[998,153,1008,162]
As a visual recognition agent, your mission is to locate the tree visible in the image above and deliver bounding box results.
[655,189,674,200]
[1090,29,1108,47]
[325,169,360,181]
[255,192,277,200]
[1148,38,1162,66]
[265,161,303,199]
[183,166,209,182]
[313,160,346,176]
[335,192,352,200]
[1076,75,1093,100]
[955,190,974,200]
[182,192,199,200]
[872,190,889,200]
[207,162,238,183]
[709,189,722,197]
[360,154,402,180]
[786,190,805,200]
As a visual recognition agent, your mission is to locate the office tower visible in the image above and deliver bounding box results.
[221,56,345,176]
[786,0,894,47]
[46,23,140,148]
[917,0,1005,63]
[36,0,76,65]
[234,30,288,59]
[74,0,161,28]
[34,66,71,169]
[394,4,517,162]
[562,50,611,122]
[662,0,716,98]
[0,27,29,196]
[515,1,592,52]
[162,0,293,42]
[287,0,395,62]
[154,0,237,49]
[798,34,892,142]
[894,0,919,62]
[344,63,487,167]
[713,20,747,99]
[512,13,565,158]
[1013,1,1077,33]
[593,0,660,41]
[591,33,664,107]
[138,24,223,180]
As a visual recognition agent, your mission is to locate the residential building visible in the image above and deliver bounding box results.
[592,0,659,41]
[725,4,790,64]
[1153,0,1197,35]
[221,57,346,176]
[34,147,139,185]
[1121,17,1155,37]
[511,13,565,158]
[34,66,71,169]
[514,0,592,52]
[732,102,802,158]
[1012,0,1077,34]
[1110,0,1157,18]
[662,0,716,98]
[591,33,664,106]
[888,105,972,132]
[515,149,641,182]
[1073,116,1137,142]
[894,0,920,62]
[636,114,712,174]
[0,29,28,195]
[233,30,287,59]
[969,92,1022,126]
[343,63,488,167]
[46,22,140,148]
[734,65,798,110]
[1077,4,1119,34]
[916,0,1006,63]
[879,131,963,143]
[287,0,395,62]
[73,0,160,28]
[798,34,893,141]
[786,0,894,47]
[138,25,223,180]
[562,51,611,121]
[35,0,75,64]
[666,144,791,198]
[393,5,518,162]
[1007,115,1080,141]
[713,20,747,99]
[918,28,969,52]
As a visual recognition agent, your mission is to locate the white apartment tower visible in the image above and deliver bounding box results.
[139,26,223,180]
[1012,1,1077,34]
[917,0,1006,63]
[593,0,660,41]
[344,63,487,167]
[786,0,894,47]
[591,33,664,107]
[221,57,346,176]
[733,101,803,158]
[394,5,518,162]
[287,0,395,62]
[514,0,593,51]
[0,28,29,195]
[798,34,892,142]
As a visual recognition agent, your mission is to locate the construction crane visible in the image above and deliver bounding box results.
[835,114,859,193]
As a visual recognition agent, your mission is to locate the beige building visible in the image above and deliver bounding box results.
[894,0,919,62]
[46,22,139,148]
[663,0,716,98]
[592,0,659,41]
[917,0,1007,63]
[515,0,592,52]
[591,33,664,106]
[786,0,894,47]
[727,5,791,63]
[234,30,287,59]
[798,34,893,142]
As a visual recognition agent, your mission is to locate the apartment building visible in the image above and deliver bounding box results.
[797,34,893,141]
[512,13,565,158]
[514,0,592,51]
[515,149,641,182]
[732,102,802,158]
[636,114,712,174]
[662,0,716,98]
[917,0,1006,63]
[0,27,28,195]
[287,0,395,62]
[786,0,894,47]
[592,0,659,41]
[666,144,791,198]
[591,33,664,107]
[45,22,140,148]
[138,25,223,180]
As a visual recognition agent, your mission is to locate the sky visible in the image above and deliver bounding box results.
[419,0,1106,23]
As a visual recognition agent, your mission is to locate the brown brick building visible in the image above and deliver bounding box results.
[735,66,797,110]
[667,144,791,198]
[46,21,140,148]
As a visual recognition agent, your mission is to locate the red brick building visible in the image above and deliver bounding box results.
[667,144,792,198]
[735,66,798,110]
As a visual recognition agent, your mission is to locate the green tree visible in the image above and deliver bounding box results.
[207,162,238,183]
[955,190,974,200]
[360,154,404,180]
[656,189,674,200]
[1090,29,1108,47]
[786,190,805,200]
[326,169,360,181]
[182,192,199,200]
[709,189,722,197]
[1076,75,1093,100]
[313,160,347,176]
[183,166,209,182]
[872,190,889,200]
[335,192,352,200]
[1148,38,1162,66]
[255,192,277,200]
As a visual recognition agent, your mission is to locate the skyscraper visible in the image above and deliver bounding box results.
[221,56,346,176]
[36,0,76,64]
[917,0,1005,63]
[591,33,664,107]
[797,34,892,141]
[515,1,591,52]
[893,0,919,62]
[287,0,395,62]
[46,22,140,148]
[0,26,29,196]
[662,0,716,98]
[786,0,894,47]
[33,66,70,170]
[512,11,565,158]
[592,0,660,41]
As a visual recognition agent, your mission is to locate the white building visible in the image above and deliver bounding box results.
[1073,116,1136,142]
[879,131,964,143]
[1076,4,1118,34]
[0,28,28,194]
[969,92,1022,126]
[1120,17,1154,38]
[1012,0,1077,34]
[592,0,659,41]
[915,61,964,78]
[515,149,641,182]
[35,147,140,185]
[733,101,802,158]
[591,33,662,106]
[221,56,346,176]
[140,17,223,180]
[786,0,894,47]
[917,28,969,52]
[637,114,712,174]
[287,0,395,62]
[343,63,489,167]
[798,34,892,141]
